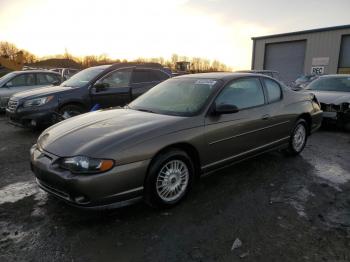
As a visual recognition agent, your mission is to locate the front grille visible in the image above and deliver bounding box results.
[320,103,338,112]
[37,179,70,200]
[0,97,10,109]
[7,98,19,112]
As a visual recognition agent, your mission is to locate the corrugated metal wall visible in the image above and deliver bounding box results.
[252,28,350,82]
[264,41,306,84]
[338,35,350,73]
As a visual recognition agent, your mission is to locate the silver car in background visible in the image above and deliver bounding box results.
[0,70,62,111]
[304,74,350,130]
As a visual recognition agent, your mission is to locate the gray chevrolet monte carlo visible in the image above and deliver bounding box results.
[30,73,323,209]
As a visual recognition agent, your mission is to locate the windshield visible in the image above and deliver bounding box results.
[0,72,16,87]
[61,67,105,88]
[295,75,316,84]
[307,77,350,92]
[129,78,220,116]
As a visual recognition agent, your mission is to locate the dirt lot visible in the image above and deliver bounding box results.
[0,113,350,262]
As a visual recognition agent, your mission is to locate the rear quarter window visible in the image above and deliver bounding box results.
[263,78,282,103]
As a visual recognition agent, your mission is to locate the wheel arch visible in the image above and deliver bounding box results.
[298,112,312,135]
[145,142,202,182]
[58,101,88,112]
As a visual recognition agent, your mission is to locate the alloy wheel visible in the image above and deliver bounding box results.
[292,124,306,152]
[156,160,189,202]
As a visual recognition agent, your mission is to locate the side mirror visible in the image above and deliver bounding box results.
[52,80,60,86]
[94,82,109,92]
[213,104,239,115]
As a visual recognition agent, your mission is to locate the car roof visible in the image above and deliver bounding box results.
[174,72,268,81]
[14,70,61,74]
[237,70,279,74]
[90,62,164,71]
[319,74,350,78]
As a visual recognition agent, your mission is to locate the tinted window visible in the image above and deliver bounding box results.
[132,69,159,83]
[307,77,350,92]
[155,70,170,81]
[37,73,60,85]
[8,74,35,87]
[216,78,265,109]
[101,69,132,88]
[263,78,282,102]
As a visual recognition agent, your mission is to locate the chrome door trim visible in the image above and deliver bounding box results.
[209,120,290,145]
[203,136,290,169]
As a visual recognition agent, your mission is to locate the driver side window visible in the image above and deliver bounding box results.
[7,74,35,87]
[215,78,265,110]
[101,69,132,88]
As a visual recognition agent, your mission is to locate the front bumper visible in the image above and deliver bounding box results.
[320,103,350,126]
[6,103,58,127]
[30,144,150,209]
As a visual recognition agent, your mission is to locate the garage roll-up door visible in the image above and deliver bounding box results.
[264,41,306,84]
[338,35,350,74]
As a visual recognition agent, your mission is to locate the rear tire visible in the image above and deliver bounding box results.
[144,149,194,208]
[285,119,308,156]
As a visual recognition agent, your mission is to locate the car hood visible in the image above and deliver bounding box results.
[13,85,73,99]
[303,90,350,104]
[38,108,187,157]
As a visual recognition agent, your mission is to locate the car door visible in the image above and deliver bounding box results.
[90,68,132,108]
[260,77,292,141]
[203,77,272,170]
[5,72,36,93]
[130,68,163,99]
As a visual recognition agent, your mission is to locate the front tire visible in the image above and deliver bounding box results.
[285,119,308,156]
[144,149,194,208]
[58,104,84,121]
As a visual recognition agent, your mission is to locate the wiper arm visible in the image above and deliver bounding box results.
[136,108,155,113]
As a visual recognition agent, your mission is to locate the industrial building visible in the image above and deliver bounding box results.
[251,24,350,84]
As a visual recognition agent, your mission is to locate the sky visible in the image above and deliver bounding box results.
[0,0,350,70]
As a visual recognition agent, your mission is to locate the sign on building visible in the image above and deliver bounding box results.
[311,66,325,75]
[311,57,329,75]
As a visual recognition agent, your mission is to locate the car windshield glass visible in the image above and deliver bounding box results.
[129,78,220,116]
[307,77,350,92]
[61,67,105,88]
[0,72,16,87]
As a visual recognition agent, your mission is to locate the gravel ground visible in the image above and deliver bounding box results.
[0,113,350,262]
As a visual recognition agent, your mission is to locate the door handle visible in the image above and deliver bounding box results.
[261,114,270,120]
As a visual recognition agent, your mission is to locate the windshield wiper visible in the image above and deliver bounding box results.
[135,108,156,113]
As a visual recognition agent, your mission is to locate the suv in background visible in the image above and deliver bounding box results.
[6,63,171,128]
[51,68,80,80]
[0,70,62,111]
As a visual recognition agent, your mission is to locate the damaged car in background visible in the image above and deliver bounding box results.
[30,73,322,209]
[304,75,350,130]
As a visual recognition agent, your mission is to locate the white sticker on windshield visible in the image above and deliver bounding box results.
[195,79,217,85]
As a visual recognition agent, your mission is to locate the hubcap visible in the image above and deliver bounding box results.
[156,160,189,202]
[292,124,306,152]
[62,110,80,119]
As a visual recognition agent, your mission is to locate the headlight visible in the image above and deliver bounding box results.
[58,156,114,174]
[23,96,54,108]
